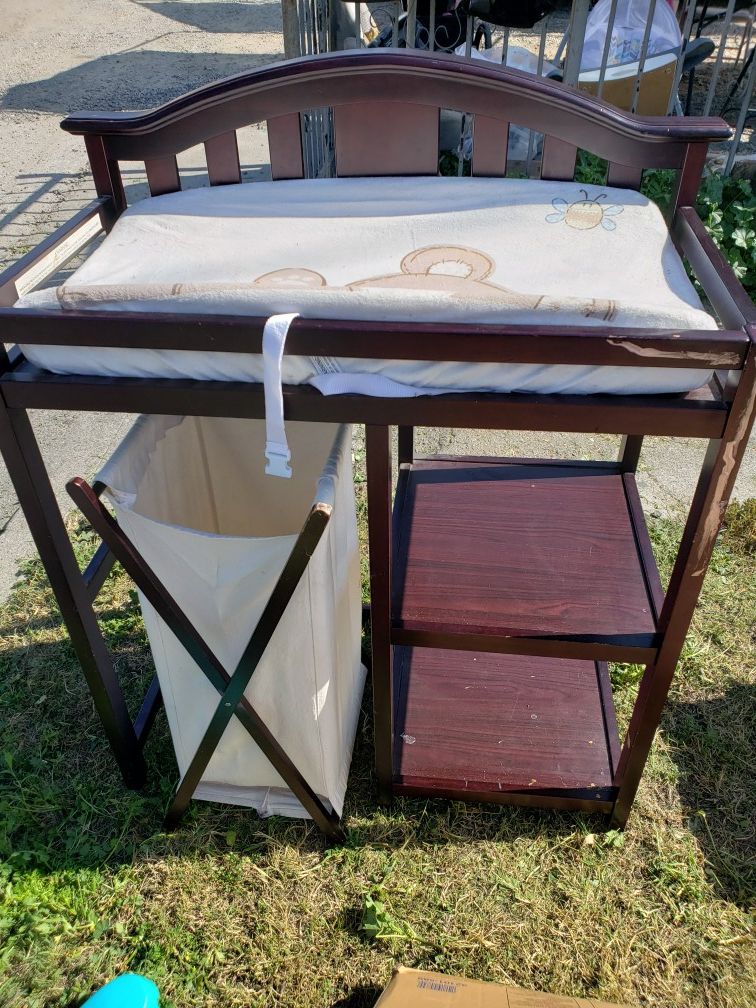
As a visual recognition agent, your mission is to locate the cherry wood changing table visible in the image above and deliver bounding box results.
[0,51,753,837]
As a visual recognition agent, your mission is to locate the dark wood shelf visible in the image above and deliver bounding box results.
[391,457,664,662]
[392,646,620,812]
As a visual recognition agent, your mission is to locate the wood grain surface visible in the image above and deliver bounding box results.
[392,460,658,645]
[392,647,617,802]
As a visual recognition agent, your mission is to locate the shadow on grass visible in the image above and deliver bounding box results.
[664,682,756,909]
[1,560,594,882]
[4,522,755,899]
[6,508,753,883]
[331,985,383,1008]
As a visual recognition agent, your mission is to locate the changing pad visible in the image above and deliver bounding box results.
[17,175,718,395]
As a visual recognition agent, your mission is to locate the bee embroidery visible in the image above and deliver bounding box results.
[546,190,624,231]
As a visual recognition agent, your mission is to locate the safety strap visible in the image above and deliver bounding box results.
[262,312,299,478]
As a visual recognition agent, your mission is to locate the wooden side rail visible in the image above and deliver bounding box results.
[0,369,731,440]
[0,310,747,371]
[672,206,756,330]
[0,198,109,307]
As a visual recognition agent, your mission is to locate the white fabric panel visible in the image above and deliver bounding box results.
[98,415,365,818]
[19,176,717,395]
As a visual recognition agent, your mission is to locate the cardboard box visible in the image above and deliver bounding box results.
[375,968,631,1008]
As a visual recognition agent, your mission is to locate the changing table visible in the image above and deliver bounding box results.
[1,50,754,837]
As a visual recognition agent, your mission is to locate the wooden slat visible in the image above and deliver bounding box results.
[133,675,163,744]
[471,114,509,177]
[670,142,708,216]
[1,369,729,440]
[267,113,304,179]
[83,541,117,602]
[366,424,394,802]
[391,626,658,665]
[334,101,439,177]
[622,472,665,624]
[597,659,622,776]
[204,131,241,185]
[0,198,106,307]
[397,426,414,465]
[145,156,181,196]
[607,162,643,189]
[84,135,126,224]
[541,137,578,181]
[618,434,644,473]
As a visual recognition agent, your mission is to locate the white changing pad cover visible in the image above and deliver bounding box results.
[18,176,718,395]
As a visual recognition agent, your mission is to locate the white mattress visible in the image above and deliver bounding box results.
[17,176,717,395]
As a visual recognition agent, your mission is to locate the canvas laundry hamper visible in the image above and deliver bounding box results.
[97,414,365,818]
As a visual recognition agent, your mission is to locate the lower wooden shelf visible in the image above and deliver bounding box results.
[392,646,621,813]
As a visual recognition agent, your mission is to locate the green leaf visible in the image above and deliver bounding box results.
[360,886,412,943]
[602,829,626,848]
[731,227,754,250]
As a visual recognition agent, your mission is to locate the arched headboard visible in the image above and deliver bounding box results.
[60,49,729,227]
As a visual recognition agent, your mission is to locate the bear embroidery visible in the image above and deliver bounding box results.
[254,245,617,322]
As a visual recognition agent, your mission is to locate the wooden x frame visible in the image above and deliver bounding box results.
[66,475,345,840]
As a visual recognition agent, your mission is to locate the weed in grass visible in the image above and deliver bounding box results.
[609,663,644,692]
[360,886,414,943]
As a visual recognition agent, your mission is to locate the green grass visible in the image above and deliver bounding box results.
[0,494,754,1008]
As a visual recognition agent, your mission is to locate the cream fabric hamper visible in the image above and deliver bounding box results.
[97,415,365,819]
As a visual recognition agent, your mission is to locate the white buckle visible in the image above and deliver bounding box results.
[265,442,292,479]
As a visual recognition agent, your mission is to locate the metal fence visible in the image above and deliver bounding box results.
[282,0,336,176]
[282,0,756,176]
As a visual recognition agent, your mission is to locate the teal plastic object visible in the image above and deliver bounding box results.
[82,974,159,1007]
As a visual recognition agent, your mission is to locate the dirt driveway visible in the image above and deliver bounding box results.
[0,0,282,600]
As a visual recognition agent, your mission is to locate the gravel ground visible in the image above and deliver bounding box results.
[0,0,281,601]
[0,0,754,604]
